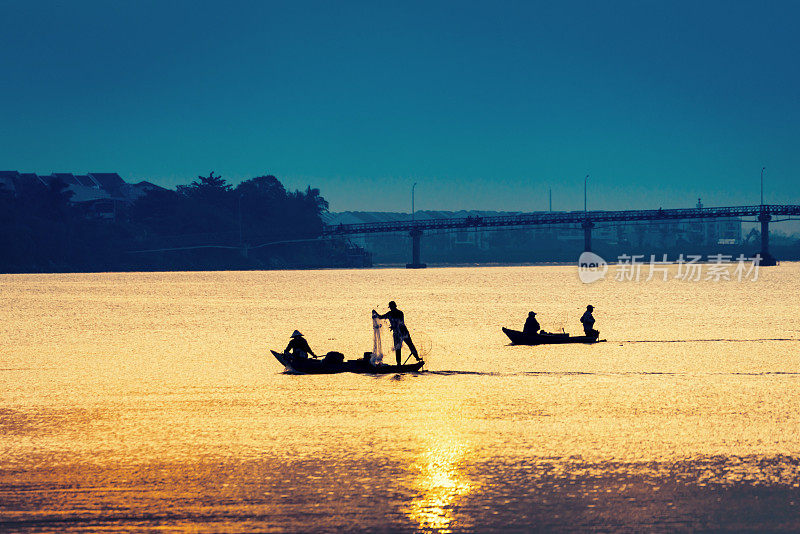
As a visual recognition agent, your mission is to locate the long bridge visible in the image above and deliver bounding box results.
[323,204,800,267]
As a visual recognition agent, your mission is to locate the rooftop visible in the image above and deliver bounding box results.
[0,170,166,203]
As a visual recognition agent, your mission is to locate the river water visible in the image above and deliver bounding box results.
[1,265,799,532]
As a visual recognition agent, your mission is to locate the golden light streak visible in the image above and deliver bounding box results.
[405,438,474,533]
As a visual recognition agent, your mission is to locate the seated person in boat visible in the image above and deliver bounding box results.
[374,301,422,365]
[580,305,599,337]
[285,330,317,359]
[523,311,540,336]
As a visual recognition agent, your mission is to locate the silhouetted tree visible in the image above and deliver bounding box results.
[235,175,287,201]
[178,171,232,205]
[130,188,192,236]
[234,175,287,240]
[0,171,366,272]
[231,177,330,241]
[284,186,328,237]
[302,186,329,214]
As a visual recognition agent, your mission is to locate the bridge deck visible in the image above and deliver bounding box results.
[323,205,800,236]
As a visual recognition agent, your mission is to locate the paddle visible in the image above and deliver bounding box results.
[402,354,423,366]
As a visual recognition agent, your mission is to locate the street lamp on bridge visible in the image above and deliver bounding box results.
[412,182,417,222]
[407,182,425,268]
[584,174,589,213]
[582,174,593,253]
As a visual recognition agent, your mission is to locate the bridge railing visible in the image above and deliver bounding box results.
[323,204,800,236]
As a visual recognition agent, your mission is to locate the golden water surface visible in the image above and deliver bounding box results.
[1,265,799,531]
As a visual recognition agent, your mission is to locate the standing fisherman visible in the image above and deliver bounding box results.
[374,301,422,365]
[580,305,599,338]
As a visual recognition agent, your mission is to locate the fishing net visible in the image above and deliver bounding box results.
[371,311,431,365]
[371,314,391,365]
[414,332,433,360]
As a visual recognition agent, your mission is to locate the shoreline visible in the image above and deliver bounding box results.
[1,259,797,276]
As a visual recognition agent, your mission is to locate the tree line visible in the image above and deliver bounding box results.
[0,173,369,273]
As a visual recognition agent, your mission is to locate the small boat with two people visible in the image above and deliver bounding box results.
[272,303,425,374]
[503,305,606,345]
[271,349,424,374]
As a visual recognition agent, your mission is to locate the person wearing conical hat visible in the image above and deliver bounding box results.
[284,330,317,359]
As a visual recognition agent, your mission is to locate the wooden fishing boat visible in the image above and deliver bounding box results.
[271,350,424,374]
[502,327,605,345]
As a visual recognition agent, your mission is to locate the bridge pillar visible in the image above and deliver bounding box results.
[582,220,594,253]
[406,228,426,269]
[758,212,777,266]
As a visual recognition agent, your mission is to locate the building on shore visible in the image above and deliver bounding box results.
[0,171,165,219]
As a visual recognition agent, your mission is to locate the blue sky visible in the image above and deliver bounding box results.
[1,0,798,213]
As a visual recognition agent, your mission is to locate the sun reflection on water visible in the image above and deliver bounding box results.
[406,438,474,533]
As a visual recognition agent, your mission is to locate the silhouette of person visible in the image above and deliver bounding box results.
[523,311,540,335]
[375,301,421,365]
[285,330,317,359]
[580,305,598,337]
